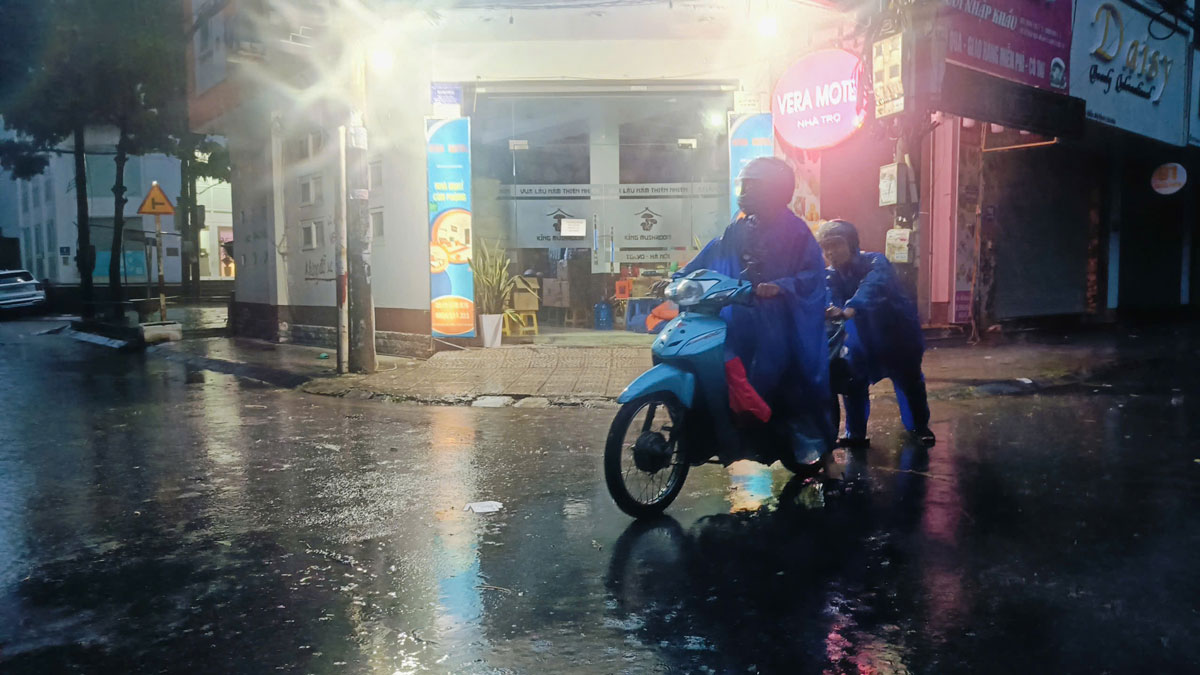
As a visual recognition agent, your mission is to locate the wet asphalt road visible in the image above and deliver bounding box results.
[1,320,1198,674]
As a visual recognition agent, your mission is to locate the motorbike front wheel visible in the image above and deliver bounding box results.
[605,393,689,518]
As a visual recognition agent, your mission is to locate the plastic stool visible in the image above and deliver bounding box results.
[514,310,539,336]
[564,308,588,328]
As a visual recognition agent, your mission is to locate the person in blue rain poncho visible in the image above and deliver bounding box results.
[671,157,832,464]
[818,219,935,447]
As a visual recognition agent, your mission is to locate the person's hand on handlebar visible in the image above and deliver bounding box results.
[650,279,671,297]
[754,282,781,299]
[825,306,856,319]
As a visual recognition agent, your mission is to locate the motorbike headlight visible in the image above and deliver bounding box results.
[667,279,705,306]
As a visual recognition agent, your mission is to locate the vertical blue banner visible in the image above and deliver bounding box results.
[426,117,475,338]
[728,113,775,220]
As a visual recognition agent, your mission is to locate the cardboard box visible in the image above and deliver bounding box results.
[631,276,658,298]
[512,290,539,311]
[542,279,568,307]
[518,276,541,289]
[556,257,589,282]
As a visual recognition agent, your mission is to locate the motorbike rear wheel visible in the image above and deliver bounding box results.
[605,393,689,518]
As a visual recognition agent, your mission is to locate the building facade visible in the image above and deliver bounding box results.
[189,0,1196,354]
[0,127,185,287]
[0,125,235,289]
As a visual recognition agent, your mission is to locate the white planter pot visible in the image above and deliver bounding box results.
[480,314,503,348]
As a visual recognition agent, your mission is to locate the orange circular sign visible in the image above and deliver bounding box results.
[430,243,450,274]
[1151,163,1187,195]
[432,209,473,264]
[431,296,476,336]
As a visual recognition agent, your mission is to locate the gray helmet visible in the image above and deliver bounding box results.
[816,219,860,254]
[736,157,795,196]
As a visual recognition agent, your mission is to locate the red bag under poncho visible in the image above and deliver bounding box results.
[725,356,771,424]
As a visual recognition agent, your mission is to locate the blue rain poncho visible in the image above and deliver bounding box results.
[677,210,831,443]
[827,251,925,384]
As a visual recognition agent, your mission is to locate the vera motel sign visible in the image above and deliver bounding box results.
[772,49,867,150]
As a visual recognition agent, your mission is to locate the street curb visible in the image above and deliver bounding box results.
[301,372,1104,409]
[64,328,136,350]
[149,348,314,388]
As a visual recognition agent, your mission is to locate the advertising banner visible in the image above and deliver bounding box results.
[728,113,775,220]
[941,0,1072,91]
[426,117,475,338]
[1069,0,1189,146]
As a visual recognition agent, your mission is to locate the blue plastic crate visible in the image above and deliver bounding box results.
[625,298,659,333]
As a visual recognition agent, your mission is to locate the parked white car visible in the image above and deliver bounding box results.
[0,270,46,314]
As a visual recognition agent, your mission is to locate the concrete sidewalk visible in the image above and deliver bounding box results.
[150,324,1192,407]
[294,336,1125,406]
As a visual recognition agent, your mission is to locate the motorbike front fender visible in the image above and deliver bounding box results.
[617,363,695,408]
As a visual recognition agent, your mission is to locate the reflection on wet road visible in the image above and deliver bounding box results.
[1,321,1198,673]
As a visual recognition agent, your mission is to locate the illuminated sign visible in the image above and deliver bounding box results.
[1151,163,1186,195]
[771,49,866,151]
[1070,0,1189,145]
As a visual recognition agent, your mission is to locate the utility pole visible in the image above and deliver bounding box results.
[347,55,376,373]
[335,126,350,374]
[188,174,202,298]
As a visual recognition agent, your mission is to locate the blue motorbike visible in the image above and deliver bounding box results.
[605,269,842,518]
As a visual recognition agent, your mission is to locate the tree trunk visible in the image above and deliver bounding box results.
[188,167,201,298]
[72,124,94,319]
[108,124,129,320]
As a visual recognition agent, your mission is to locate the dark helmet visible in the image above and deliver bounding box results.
[816,219,860,255]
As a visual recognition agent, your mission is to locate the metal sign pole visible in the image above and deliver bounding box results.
[155,214,166,322]
[137,180,175,324]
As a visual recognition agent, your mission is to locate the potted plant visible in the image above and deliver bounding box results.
[470,240,532,348]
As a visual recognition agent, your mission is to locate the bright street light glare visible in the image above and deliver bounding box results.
[706,112,724,129]
[369,48,395,74]
[758,16,778,37]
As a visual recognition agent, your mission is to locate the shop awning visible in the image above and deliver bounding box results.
[936,63,1086,140]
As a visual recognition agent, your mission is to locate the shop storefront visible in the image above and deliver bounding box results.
[1068,0,1194,312]
[207,0,1196,354]
[456,48,874,335]
[468,89,734,323]
[913,0,1088,325]
[425,0,1197,343]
